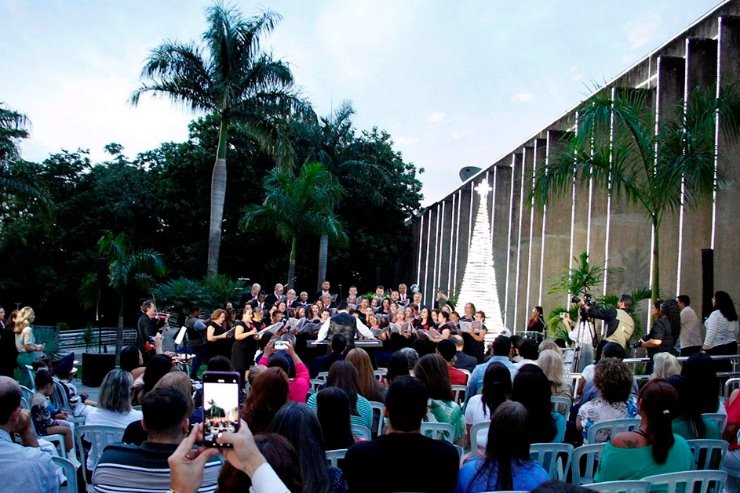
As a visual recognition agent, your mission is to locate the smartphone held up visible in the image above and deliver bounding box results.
[202,371,240,448]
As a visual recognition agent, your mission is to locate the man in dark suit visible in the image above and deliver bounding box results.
[343,376,459,493]
[264,283,286,308]
[451,335,477,372]
[248,291,269,315]
[314,280,334,303]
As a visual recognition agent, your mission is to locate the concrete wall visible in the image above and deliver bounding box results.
[412,2,740,330]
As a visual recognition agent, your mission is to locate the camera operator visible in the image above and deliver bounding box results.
[576,294,635,352]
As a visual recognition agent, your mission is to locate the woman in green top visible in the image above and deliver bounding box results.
[414,353,465,444]
[595,378,693,482]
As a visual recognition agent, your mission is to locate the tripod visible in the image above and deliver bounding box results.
[572,308,596,372]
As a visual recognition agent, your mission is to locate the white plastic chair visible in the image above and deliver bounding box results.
[45,433,68,459]
[571,373,584,400]
[20,385,34,410]
[642,469,727,493]
[325,448,347,468]
[373,368,387,381]
[582,480,651,493]
[571,442,606,485]
[587,417,641,444]
[469,421,490,453]
[701,413,727,435]
[530,442,573,481]
[551,395,572,420]
[310,378,324,394]
[420,421,455,443]
[316,371,329,382]
[687,438,728,470]
[369,400,385,437]
[724,378,740,399]
[74,425,125,488]
[351,424,372,440]
[451,385,467,405]
[52,456,79,493]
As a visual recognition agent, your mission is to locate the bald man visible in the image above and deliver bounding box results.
[0,376,59,492]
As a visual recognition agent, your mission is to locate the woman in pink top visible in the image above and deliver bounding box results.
[257,338,310,403]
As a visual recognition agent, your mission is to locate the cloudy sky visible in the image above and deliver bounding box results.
[0,0,723,205]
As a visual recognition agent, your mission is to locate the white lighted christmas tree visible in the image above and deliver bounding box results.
[456,181,505,334]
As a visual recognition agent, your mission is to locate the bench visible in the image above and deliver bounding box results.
[57,327,137,354]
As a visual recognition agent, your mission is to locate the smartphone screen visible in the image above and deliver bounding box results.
[202,371,240,447]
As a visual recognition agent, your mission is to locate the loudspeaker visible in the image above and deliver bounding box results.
[701,249,713,320]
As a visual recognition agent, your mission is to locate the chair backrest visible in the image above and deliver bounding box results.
[19,385,34,410]
[582,480,651,493]
[571,442,606,485]
[687,439,728,470]
[551,395,572,420]
[310,378,324,394]
[642,469,727,493]
[44,433,68,459]
[451,385,467,405]
[351,424,372,440]
[369,400,385,437]
[469,421,490,453]
[724,378,740,399]
[75,425,126,478]
[587,418,641,444]
[373,368,387,381]
[420,421,455,443]
[325,448,348,468]
[571,373,583,400]
[316,371,329,382]
[530,442,573,481]
[701,413,727,435]
[52,456,79,493]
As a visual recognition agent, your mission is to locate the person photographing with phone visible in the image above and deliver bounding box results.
[257,338,310,403]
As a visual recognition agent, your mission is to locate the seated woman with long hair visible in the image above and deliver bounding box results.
[243,367,289,433]
[464,362,511,450]
[595,378,693,481]
[456,401,549,493]
[269,402,347,493]
[537,349,572,400]
[513,364,565,443]
[414,353,465,444]
[317,387,356,451]
[345,348,386,403]
[668,352,722,440]
[307,361,374,431]
[131,353,173,405]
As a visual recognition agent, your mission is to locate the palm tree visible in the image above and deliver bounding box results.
[533,86,740,304]
[0,104,41,199]
[131,2,305,277]
[241,162,345,289]
[290,101,387,288]
[98,232,166,360]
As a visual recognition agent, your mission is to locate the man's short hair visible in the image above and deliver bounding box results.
[385,376,428,432]
[0,377,21,425]
[142,387,189,435]
[619,294,634,312]
[331,333,348,353]
[337,300,348,310]
[677,295,691,306]
[492,335,511,356]
[517,339,539,360]
[601,342,626,360]
[451,335,464,348]
[436,339,457,362]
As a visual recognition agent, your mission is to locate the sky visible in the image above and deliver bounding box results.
[0,0,725,206]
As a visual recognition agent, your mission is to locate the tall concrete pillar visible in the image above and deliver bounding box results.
[493,163,513,316]
[437,197,453,297]
[455,184,473,299]
[516,145,535,332]
[715,16,740,301]
[655,55,685,300]
[506,152,523,329]
[541,130,575,312]
[421,207,434,304]
[528,138,547,310]
[678,38,717,302]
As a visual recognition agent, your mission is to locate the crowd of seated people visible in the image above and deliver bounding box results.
[1,287,738,493]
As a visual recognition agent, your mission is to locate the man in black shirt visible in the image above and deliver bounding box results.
[343,376,459,493]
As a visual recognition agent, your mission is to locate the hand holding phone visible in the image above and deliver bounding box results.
[202,371,241,448]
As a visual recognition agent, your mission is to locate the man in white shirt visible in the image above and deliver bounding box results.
[0,376,59,493]
[677,294,704,356]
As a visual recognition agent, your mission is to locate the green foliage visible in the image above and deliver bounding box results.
[203,275,244,309]
[549,251,620,296]
[152,278,209,313]
[82,324,97,350]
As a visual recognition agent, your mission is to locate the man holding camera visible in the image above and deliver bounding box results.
[577,294,635,351]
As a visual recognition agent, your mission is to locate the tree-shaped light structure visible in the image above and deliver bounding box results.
[456,181,505,335]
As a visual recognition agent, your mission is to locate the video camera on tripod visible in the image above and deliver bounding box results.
[571,293,594,307]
